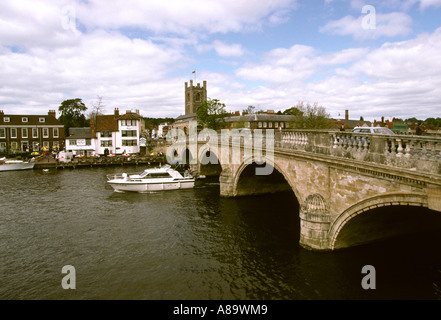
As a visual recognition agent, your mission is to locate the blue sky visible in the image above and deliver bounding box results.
[1,0,441,121]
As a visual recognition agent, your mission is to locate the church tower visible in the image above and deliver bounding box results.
[185,80,207,115]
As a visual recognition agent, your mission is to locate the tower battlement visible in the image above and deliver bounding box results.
[185,80,207,115]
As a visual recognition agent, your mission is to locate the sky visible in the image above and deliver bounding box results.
[1,0,441,122]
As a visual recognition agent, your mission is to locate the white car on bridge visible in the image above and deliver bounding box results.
[352,127,395,135]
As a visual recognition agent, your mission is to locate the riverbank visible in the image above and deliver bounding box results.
[34,155,167,170]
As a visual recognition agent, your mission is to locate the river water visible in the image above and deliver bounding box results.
[1,166,441,300]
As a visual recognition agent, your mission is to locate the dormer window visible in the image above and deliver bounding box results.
[22,117,28,123]
[39,117,45,123]
[3,117,10,122]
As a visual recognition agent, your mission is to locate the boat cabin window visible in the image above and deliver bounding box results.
[139,171,172,179]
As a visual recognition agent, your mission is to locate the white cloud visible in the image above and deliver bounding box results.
[235,45,368,83]
[212,41,245,58]
[235,45,318,83]
[0,28,188,117]
[418,0,441,9]
[0,0,439,123]
[197,40,245,58]
[228,27,441,120]
[320,11,413,40]
[76,0,297,34]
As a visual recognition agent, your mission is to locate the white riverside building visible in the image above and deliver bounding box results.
[65,109,145,156]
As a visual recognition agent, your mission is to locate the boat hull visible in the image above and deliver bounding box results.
[108,179,195,193]
[0,162,35,172]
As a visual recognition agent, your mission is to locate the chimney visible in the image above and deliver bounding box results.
[48,110,56,118]
[114,108,119,117]
[90,118,95,137]
[136,109,140,115]
[0,110,3,115]
[345,110,349,121]
[381,116,384,123]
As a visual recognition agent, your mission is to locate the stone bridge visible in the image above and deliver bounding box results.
[166,128,441,251]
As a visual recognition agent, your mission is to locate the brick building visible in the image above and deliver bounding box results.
[0,110,65,155]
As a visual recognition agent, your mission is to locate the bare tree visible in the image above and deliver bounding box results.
[89,96,105,120]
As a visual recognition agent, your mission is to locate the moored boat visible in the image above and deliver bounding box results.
[0,157,35,171]
[106,165,195,192]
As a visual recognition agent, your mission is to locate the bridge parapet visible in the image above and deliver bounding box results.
[277,130,441,175]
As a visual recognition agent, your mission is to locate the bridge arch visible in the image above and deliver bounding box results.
[329,193,432,250]
[197,144,222,176]
[232,156,302,201]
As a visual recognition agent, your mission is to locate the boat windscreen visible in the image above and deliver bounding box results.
[140,171,149,178]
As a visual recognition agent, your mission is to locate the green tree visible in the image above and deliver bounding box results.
[282,106,304,117]
[425,117,441,130]
[58,98,89,135]
[405,117,422,124]
[196,98,229,130]
[243,105,256,114]
[284,102,334,129]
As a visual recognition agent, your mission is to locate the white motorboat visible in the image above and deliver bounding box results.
[107,165,195,193]
[0,157,35,172]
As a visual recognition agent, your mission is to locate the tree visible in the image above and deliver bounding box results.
[425,117,441,130]
[405,117,421,124]
[282,106,304,117]
[284,102,334,129]
[196,98,229,130]
[58,98,89,135]
[88,95,105,119]
[243,105,256,114]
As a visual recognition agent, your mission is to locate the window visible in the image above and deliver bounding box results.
[122,140,137,146]
[53,141,60,149]
[22,128,28,138]
[122,120,136,126]
[0,142,6,152]
[275,122,279,128]
[280,122,285,128]
[43,141,50,149]
[22,117,28,123]
[10,128,17,138]
[145,172,172,179]
[101,140,112,147]
[269,122,273,128]
[53,128,59,138]
[101,131,112,138]
[69,140,77,146]
[21,141,29,152]
[32,141,39,151]
[43,128,49,138]
[122,130,137,137]
[0,128,5,138]
[263,122,267,128]
[32,128,38,138]
[258,122,262,128]
[195,93,201,102]
[39,117,45,123]
[3,117,10,122]
[11,142,18,151]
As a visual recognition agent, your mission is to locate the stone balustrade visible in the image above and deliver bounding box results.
[276,130,441,175]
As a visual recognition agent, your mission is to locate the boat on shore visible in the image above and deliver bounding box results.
[107,165,195,193]
[0,157,35,172]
